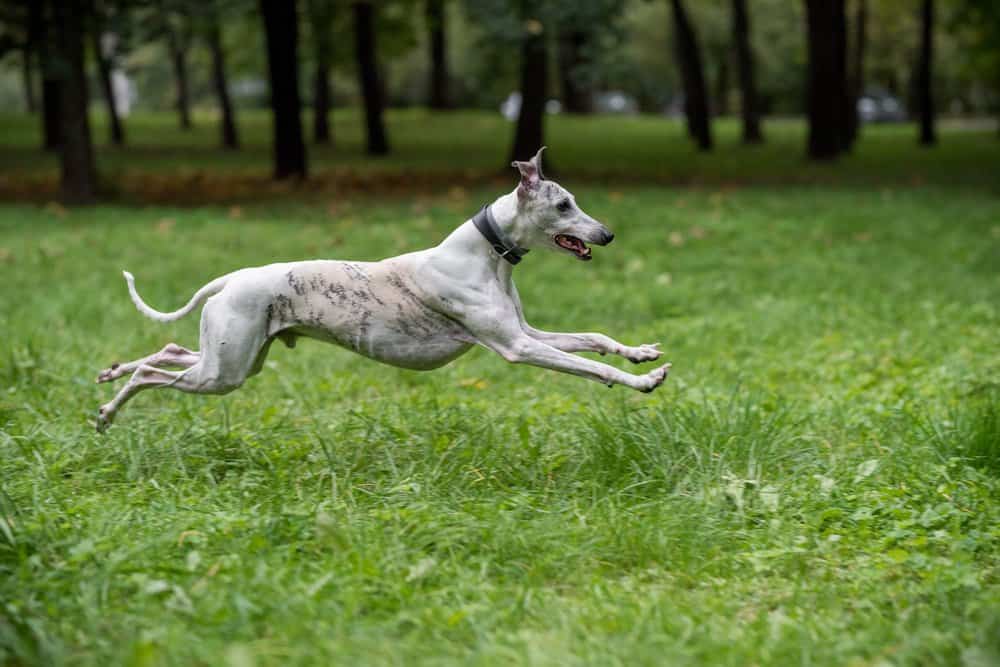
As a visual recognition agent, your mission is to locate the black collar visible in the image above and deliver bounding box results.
[471,204,529,265]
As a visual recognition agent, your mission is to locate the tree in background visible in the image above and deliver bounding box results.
[309,0,334,144]
[955,0,1000,136]
[510,6,547,162]
[804,0,850,160]
[847,0,867,146]
[261,0,307,178]
[353,1,390,155]
[731,0,762,143]
[0,1,39,114]
[53,0,98,203]
[557,27,593,114]
[204,0,239,149]
[31,1,62,151]
[916,0,936,145]
[426,0,451,109]
[670,0,712,151]
[157,0,194,130]
[91,0,127,147]
[832,0,852,152]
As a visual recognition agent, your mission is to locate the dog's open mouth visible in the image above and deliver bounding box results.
[554,234,592,260]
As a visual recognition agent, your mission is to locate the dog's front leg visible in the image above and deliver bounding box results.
[522,326,663,364]
[506,282,661,363]
[482,333,670,392]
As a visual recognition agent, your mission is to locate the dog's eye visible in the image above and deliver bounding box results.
[557,199,571,213]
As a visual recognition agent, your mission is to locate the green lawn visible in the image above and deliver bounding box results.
[1,114,1000,665]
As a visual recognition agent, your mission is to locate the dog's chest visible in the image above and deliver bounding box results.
[266,261,471,370]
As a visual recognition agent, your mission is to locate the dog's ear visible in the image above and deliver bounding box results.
[512,146,546,199]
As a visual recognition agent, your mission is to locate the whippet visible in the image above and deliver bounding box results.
[95,148,670,432]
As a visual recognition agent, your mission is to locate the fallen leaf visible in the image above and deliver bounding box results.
[43,201,67,218]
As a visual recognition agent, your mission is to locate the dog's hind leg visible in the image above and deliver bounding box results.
[96,299,270,432]
[96,343,200,384]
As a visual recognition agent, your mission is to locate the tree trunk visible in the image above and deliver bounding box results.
[42,79,61,151]
[166,21,193,130]
[32,1,61,151]
[847,0,867,146]
[731,0,762,143]
[426,0,450,109]
[21,47,36,113]
[713,51,729,116]
[916,0,936,146]
[832,0,851,152]
[261,0,308,178]
[53,0,98,204]
[670,0,713,151]
[92,28,125,146]
[310,0,333,144]
[804,0,847,160]
[207,8,239,149]
[557,29,592,114]
[510,16,547,162]
[353,1,389,155]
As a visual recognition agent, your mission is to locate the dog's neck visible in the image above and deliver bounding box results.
[435,191,527,277]
[486,192,522,246]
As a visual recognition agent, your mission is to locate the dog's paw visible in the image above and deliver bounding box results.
[95,405,113,433]
[624,343,662,364]
[638,362,671,393]
[96,363,123,384]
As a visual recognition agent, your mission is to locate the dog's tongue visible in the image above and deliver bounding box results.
[556,234,590,258]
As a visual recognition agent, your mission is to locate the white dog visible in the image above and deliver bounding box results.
[96,148,670,431]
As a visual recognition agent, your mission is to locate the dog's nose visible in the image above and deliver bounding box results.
[603,231,615,245]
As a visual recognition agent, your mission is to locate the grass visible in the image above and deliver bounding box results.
[1,112,1000,665]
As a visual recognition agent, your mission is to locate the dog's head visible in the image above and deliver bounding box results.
[510,147,614,261]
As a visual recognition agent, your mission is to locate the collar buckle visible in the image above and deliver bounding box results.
[472,205,529,266]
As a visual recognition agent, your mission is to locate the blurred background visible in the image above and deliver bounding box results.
[0,0,998,202]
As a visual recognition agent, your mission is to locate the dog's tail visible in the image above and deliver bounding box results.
[122,270,233,323]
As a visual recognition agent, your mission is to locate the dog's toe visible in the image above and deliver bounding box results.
[96,365,122,383]
[627,344,663,364]
[95,406,113,433]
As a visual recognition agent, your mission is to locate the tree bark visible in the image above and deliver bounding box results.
[557,29,592,114]
[713,50,729,116]
[21,47,36,113]
[92,27,125,146]
[510,17,547,162]
[916,0,936,146]
[731,0,762,143]
[426,0,450,109]
[32,1,61,151]
[353,1,389,155]
[310,0,333,144]
[53,0,98,204]
[804,0,847,160]
[847,0,867,146]
[832,0,851,152]
[207,7,239,149]
[165,17,193,130]
[261,0,308,178]
[670,0,713,151]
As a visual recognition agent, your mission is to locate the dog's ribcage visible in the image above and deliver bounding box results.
[247,259,472,370]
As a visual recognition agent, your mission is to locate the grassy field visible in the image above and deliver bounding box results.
[1,113,1000,665]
